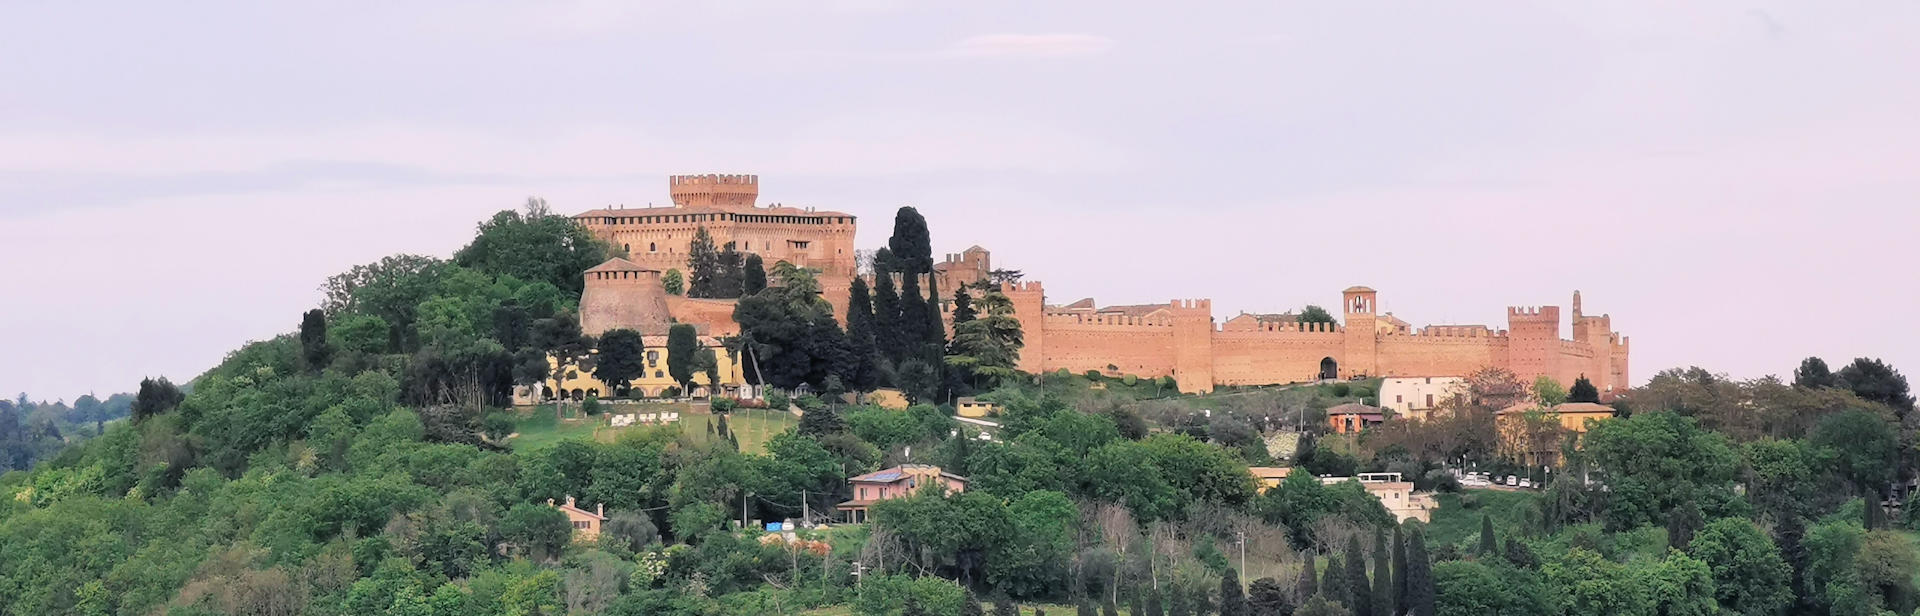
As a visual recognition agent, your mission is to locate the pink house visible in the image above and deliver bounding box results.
[549,495,606,540]
[835,464,968,523]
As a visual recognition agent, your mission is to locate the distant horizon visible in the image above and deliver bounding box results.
[5,2,1916,400]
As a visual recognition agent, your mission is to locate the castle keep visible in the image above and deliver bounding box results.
[575,175,1631,396]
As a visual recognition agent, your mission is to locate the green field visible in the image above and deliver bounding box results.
[1425,488,1541,550]
[686,408,799,453]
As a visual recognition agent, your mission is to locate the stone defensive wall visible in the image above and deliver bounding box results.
[1209,321,1348,386]
[1037,311,1178,377]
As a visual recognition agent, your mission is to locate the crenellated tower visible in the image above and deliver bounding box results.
[1505,305,1561,386]
[669,174,759,209]
[1004,281,1048,374]
[1169,299,1215,394]
[1341,286,1379,378]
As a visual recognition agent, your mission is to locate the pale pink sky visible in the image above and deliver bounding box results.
[2,2,1916,400]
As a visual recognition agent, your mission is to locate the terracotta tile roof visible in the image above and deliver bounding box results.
[1096,304,1172,317]
[1327,402,1382,415]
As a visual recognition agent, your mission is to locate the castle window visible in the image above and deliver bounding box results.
[654,370,663,378]
[649,242,656,252]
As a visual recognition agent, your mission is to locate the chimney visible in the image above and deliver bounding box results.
[596,503,604,517]
[547,498,555,506]
[565,495,576,507]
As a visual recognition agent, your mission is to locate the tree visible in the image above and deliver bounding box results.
[995,597,1019,616]
[1221,568,1247,616]
[797,404,844,437]
[844,277,882,393]
[1582,411,1740,530]
[1666,488,1703,550]
[500,503,572,561]
[686,226,721,298]
[300,309,332,371]
[1478,515,1496,556]
[743,253,767,296]
[1299,551,1320,598]
[665,324,700,394]
[1568,375,1600,404]
[1147,587,1167,616]
[1393,527,1409,614]
[602,511,658,552]
[534,313,591,402]
[1322,552,1348,611]
[711,245,745,299]
[662,269,684,296]
[1794,357,1835,389]
[1345,536,1371,616]
[1299,305,1336,327]
[872,250,905,365]
[951,287,977,325]
[1295,596,1349,616]
[131,376,185,423]
[1835,358,1913,414]
[453,198,612,294]
[1531,376,1567,406]
[888,206,934,274]
[595,329,647,395]
[733,265,851,391]
[1371,531,1391,616]
[946,287,1025,390]
[1809,408,1899,495]
[1247,577,1290,616]
[1406,529,1434,616]
[1687,518,1791,616]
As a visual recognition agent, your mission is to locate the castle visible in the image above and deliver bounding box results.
[573,175,1631,397]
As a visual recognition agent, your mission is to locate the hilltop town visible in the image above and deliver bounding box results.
[4,174,1915,616]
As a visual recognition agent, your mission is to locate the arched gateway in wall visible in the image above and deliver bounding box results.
[1319,357,1339,381]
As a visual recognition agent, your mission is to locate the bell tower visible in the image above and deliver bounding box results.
[1341,286,1378,378]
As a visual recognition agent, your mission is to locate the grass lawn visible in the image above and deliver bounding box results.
[1425,488,1541,550]
[687,408,799,453]
[508,402,693,451]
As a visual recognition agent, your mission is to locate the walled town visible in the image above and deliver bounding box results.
[7,173,1915,616]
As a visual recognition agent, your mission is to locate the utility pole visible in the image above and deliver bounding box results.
[742,490,751,530]
[802,489,810,526]
[1237,530,1247,577]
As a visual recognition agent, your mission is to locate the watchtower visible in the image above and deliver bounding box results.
[669,174,759,209]
[1169,299,1215,394]
[580,258,672,337]
[1341,286,1379,378]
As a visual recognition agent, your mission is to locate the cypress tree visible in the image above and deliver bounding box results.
[1190,585,1213,616]
[686,226,719,298]
[1501,537,1538,570]
[888,206,934,273]
[871,250,903,365]
[1246,577,1292,616]
[1407,529,1434,616]
[1130,589,1145,616]
[951,286,977,325]
[1344,535,1370,616]
[1775,514,1814,614]
[742,253,767,296]
[1321,552,1346,607]
[1220,568,1246,616]
[1478,514,1496,556]
[1371,533,1391,616]
[299,308,330,371]
[845,277,880,391]
[899,271,928,356]
[925,273,945,350]
[1168,587,1190,616]
[1298,551,1319,599]
[1392,527,1408,616]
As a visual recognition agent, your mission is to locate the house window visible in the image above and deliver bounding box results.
[1395,395,1403,403]
[573,521,591,530]
[1425,394,1434,408]
[654,370,663,378]
[860,487,868,500]
[649,242,656,252]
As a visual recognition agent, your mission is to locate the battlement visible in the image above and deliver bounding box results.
[669,173,759,208]
[1045,313,1174,328]
[1221,320,1345,334]
[1169,298,1212,311]
[1006,281,1044,294]
[1506,305,1561,320]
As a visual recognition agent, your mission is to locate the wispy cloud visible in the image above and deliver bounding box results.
[943,33,1115,58]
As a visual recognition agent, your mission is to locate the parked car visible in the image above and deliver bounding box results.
[1518,479,1532,488]
[1505,475,1518,486]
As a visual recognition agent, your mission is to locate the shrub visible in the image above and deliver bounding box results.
[1085,370,1105,381]
[661,386,682,399]
[710,397,738,414]
[766,390,791,410]
[1122,374,1139,386]
[794,395,826,413]
[582,394,602,415]
[1330,384,1351,397]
